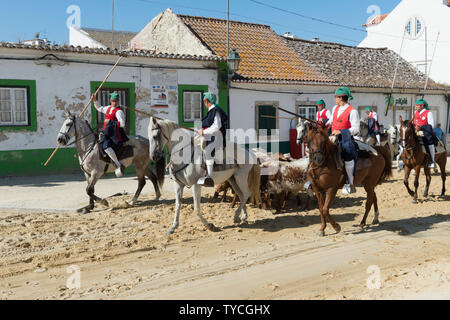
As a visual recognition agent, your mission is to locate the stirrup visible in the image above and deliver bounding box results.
[342,184,356,195]
[428,162,436,169]
[115,165,124,178]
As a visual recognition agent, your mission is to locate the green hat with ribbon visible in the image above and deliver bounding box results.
[110,92,120,101]
[334,87,353,100]
[416,98,428,108]
[203,92,217,104]
[317,99,326,106]
[365,106,372,111]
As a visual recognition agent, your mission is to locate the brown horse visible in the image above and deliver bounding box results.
[399,119,446,203]
[306,124,392,236]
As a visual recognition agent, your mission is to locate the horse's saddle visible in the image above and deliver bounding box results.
[418,137,446,155]
[334,144,373,172]
[98,142,134,163]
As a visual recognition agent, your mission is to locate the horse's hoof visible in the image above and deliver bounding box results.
[128,200,136,206]
[317,230,325,237]
[412,199,418,204]
[357,225,365,232]
[207,223,220,232]
[334,224,342,234]
[167,229,174,235]
[234,217,241,224]
[423,193,428,198]
[155,196,160,201]
[101,200,109,207]
[372,219,380,225]
[81,208,90,215]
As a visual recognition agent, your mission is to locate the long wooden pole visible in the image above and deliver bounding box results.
[386,27,407,118]
[424,32,440,92]
[123,105,196,132]
[261,115,297,120]
[276,106,320,125]
[44,55,125,167]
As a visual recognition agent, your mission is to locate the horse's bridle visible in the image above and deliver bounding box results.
[401,124,417,161]
[60,116,95,147]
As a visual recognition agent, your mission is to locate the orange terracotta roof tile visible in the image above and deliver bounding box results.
[178,14,335,84]
[363,14,389,27]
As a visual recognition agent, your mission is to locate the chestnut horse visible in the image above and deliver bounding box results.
[305,124,392,236]
[399,119,446,203]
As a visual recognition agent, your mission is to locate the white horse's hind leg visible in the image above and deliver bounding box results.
[228,170,251,224]
[192,184,219,232]
[168,182,183,235]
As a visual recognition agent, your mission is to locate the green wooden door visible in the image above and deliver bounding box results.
[258,105,276,136]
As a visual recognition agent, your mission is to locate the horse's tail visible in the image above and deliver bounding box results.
[155,155,166,188]
[248,164,261,206]
[376,144,393,185]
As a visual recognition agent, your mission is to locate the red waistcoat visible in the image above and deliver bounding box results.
[317,109,328,122]
[369,111,379,130]
[414,109,429,127]
[332,105,354,131]
[103,106,122,142]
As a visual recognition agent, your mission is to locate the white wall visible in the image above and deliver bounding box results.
[69,27,107,49]
[359,0,450,85]
[0,48,218,151]
[229,83,448,145]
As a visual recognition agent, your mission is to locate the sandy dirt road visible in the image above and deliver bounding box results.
[0,167,449,300]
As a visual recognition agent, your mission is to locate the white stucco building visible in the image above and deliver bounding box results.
[0,43,220,176]
[131,9,449,156]
[359,0,450,86]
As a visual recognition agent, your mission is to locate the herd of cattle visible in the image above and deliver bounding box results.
[211,119,412,212]
[212,149,314,212]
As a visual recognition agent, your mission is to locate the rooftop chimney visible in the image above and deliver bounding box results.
[284,32,294,39]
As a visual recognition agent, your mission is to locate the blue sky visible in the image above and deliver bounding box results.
[0,0,400,46]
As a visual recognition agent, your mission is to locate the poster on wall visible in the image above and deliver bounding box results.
[150,69,178,108]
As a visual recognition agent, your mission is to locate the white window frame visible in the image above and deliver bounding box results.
[296,102,317,158]
[405,16,425,40]
[297,105,317,122]
[0,87,29,126]
[183,91,203,123]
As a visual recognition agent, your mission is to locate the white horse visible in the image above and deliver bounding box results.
[147,117,261,234]
[387,124,404,171]
[57,113,165,213]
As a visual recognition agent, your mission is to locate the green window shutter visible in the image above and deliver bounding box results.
[258,105,276,135]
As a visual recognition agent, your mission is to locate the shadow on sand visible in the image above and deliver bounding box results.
[360,213,450,236]
[223,212,358,233]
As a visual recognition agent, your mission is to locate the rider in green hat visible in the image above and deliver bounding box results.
[365,106,381,146]
[316,99,331,125]
[414,98,437,168]
[326,87,360,195]
[93,91,128,177]
[196,92,229,187]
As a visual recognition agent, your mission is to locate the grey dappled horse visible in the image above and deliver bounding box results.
[387,124,404,171]
[296,119,309,146]
[57,113,165,213]
[148,117,261,234]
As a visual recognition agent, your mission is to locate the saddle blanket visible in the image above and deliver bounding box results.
[419,139,446,155]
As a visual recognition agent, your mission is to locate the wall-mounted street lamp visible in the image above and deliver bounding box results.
[227,49,241,81]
